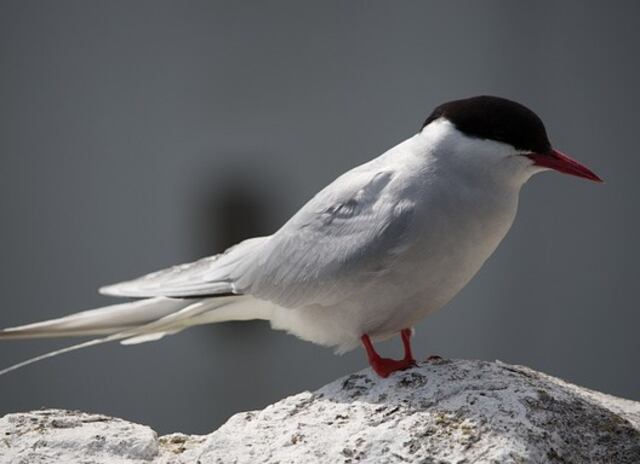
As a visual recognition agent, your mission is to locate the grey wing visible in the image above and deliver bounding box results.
[99,236,268,298]
[101,167,415,305]
[236,168,416,308]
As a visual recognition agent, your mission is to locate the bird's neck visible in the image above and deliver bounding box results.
[408,122,533,192]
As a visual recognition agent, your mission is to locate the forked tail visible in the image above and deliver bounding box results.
[0,295,272,376]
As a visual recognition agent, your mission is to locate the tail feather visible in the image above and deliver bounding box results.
[0,294,273,376]
[119,330,179,345]
[0,298,188,340]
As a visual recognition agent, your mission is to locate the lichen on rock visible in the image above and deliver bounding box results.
[1,359,639,463]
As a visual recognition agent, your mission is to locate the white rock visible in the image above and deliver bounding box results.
[2,359,639,463]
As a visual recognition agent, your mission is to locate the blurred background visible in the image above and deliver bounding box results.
[1,1,638,434]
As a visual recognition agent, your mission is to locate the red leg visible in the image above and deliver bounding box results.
[401,328,414,362]
[361,329,417,378]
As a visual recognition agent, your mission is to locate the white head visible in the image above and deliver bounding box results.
[419,96,602,188]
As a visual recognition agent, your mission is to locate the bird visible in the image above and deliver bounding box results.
[0,95,602,378]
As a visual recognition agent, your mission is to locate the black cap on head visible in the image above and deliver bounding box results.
[422,96,552,154]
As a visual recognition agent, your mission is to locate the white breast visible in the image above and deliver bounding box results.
[267,123,525,353]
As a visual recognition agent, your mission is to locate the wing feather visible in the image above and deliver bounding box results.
[99,165,415,308]
[238,167,416,307]
[99,236,267,298]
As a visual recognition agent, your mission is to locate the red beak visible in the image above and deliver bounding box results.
[527,149,602,182]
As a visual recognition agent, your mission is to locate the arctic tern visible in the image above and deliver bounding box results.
[0,96,601,378]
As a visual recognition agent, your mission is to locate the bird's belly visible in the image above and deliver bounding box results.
[370,196,517,335]
[270,190,519,352]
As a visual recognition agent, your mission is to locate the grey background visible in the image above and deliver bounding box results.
[0,1,638,434]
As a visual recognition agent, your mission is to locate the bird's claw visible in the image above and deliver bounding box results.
[370,356,417,378]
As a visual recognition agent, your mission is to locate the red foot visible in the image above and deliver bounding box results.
[361,328,417,378]
[368,356,417,378]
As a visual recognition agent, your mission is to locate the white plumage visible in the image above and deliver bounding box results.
[0,96,601,377]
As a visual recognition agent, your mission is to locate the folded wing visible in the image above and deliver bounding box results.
[99,236,268,298]
[239,167,416,308]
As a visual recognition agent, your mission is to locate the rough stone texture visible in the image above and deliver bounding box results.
[1,359,639,463]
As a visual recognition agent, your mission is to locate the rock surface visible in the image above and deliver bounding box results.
[1,359,639,463]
